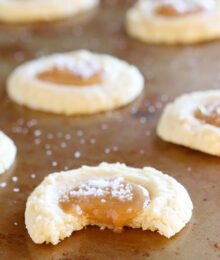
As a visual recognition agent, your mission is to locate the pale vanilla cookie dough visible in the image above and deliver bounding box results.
[25,162,193,245]
[157,90,220,156]
[0,131,16,174]
[0,0,99,23]
[126,0,220,44]
[7,50,144,115]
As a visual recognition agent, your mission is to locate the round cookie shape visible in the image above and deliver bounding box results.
[0,131,16,174]
[7,50,144,115]
[125,0,220,44]
[0,0,99,23]
[157,90,220,156]
[25,162,193,245]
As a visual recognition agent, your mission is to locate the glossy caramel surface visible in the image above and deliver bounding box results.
[195,103,220,127]
[0,0,219,259]
[38,67,103,86]
[59,177,150,231]
[155,3,204,17]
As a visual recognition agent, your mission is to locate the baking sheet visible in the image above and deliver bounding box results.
[0,0,219,259]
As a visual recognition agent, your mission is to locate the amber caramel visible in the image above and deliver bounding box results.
[194,103,220,127]
[38,66,103,86]
[59,177,150,231]
[155,3,204,17]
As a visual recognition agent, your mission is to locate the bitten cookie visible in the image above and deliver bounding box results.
[126,0,220,44]
[7,50,144,115]
[25,162,193,245]
[0,0,99,23]
[0,131,16,174]
[157,90,220,156]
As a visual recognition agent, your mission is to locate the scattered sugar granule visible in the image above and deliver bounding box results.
[13,188,20,192]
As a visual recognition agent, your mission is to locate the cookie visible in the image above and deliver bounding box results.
[126,0,220,44]
[0,0,99,23]
[157,90,220,156]
[25,162,193,245]
[7,50,144,115]
[0,131,16,174]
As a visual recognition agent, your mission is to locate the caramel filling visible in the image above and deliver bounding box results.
[155,2,204,17]
[194,103,220,127]
[59,177,150,232]
[38,66,103,86]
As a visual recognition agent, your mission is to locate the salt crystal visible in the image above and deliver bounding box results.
[13,188,20,192]
[101,124,108,130]
[105,148,110,154]
[31,173,36,179]
[90,138,96,144]
[12,176,18,182]
[148,106,155,113]
[77,130,84,137]
[52,161,58,167]
[17,118,24,125]
[0,182,7,188]
[47,133,54,139]
[34,138,41,145]
[112,146,118,151]
[80,139,86,144]
[46,150,52,156]
[140,117,147,124]
[34,130,42,137]
[61,142,67,148]
[65,134,71,140]
[74,151,81,158]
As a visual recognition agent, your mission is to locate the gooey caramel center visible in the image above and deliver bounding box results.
[38,61,103,86]
[59,177,150,232]
[155,2,204,17]
[194,103,220,127]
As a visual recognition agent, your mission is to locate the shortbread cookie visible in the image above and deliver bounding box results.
[0,0,99,23]
[157,90,220,156]
[25,162,193,245]
[126,0,220,44]
[7,50,144,115]
[0,131,16,174]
